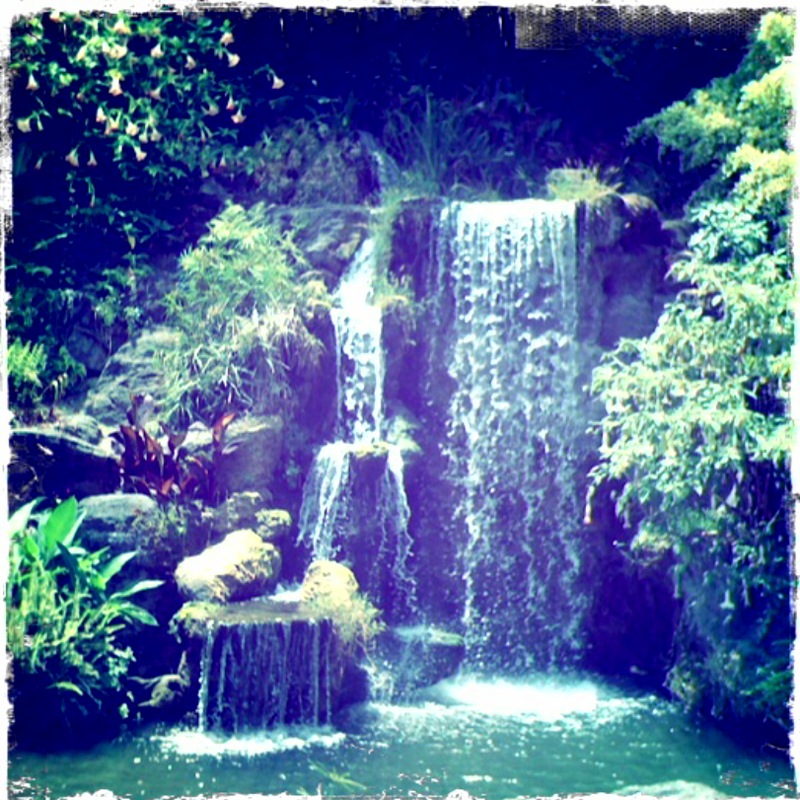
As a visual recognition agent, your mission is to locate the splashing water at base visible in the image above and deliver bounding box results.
[10,675,794,800]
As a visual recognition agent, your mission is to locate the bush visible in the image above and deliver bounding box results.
[160,202,329,426]
[590,12,793,733]
[7,497,163,745]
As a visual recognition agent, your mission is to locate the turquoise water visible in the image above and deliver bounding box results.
[9,674,794,799]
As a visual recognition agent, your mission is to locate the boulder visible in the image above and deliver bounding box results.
[175,529,281,604]
[79,493,161,555]
[256,508,292,542]
[216,414,284,496]
[9,429,120,508]
[82,327,180,428]
[206,491,268,536]
[300,560,360,606]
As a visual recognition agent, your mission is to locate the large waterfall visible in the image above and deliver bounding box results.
[438,198,588,672]
[299,238,416,621]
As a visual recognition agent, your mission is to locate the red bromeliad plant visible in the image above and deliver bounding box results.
[113,395,235,504]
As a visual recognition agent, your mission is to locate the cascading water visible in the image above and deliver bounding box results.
[198,616,334,733]
[299,237,416,621]
[438,198,588,673]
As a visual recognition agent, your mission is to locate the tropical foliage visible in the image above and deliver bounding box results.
[160,202,329,426]
[7,497,163,741]
[7,10,258,399]
[590,12,794,729]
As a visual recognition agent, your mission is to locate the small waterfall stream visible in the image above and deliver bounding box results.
[438,198,588,673]
[299,237,416,620]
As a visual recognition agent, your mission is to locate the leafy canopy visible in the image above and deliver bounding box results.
[590,11,794,728]
[8,10,258,404]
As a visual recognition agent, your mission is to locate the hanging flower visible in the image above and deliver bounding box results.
[34,156,44,170]
[76,91,87,102]
[149,86,162,101]
[231,109,246,124]
[218,155,227,168]
[126,121,140,136]
[26,73,39,91]
[150,128,162,142]
[271,75,285,90]
[76,45,87,62]
[16,117,32,133]
[109,76,123,96]
[150,42,164,59]
[227,53,240,68]
[226,96,235,111]
[220,31,234,45]
[88,151,98,167]
[185,55,197,70]
[112,18,131,35]
[203,102,219,117]
[96,106,107,123]
[139,132,149,143]
[134,147,147,162]
[65,149,79,167]
[108,44,128,60]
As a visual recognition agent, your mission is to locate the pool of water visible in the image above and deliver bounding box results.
[8,674,795,799]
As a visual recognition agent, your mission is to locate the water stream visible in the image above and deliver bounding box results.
[298,237,416,619]
[438,198,587,672]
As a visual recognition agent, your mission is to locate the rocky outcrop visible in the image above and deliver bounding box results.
[216,414,285,497]
[9,429,120,508]
[82,327,180,429]
[79,493,161,556]
[174,529,282,604]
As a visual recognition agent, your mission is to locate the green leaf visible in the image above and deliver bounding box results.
[98,551,137,584]
[109,579,164,601]
[50,681,85,696]
[9,498,42,539]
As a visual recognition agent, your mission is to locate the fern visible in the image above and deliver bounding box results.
[7,338,47,407]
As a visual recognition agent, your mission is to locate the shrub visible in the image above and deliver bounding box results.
[590,11,794,732]
[160,202,328,426]
[7,497,163,744]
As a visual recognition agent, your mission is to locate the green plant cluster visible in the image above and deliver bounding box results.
[382,84,563,199]
[590,12,794,731]
[160,202,329,426]
[8,10,258,405]
[546,162,622,203]
[7,497,163,741]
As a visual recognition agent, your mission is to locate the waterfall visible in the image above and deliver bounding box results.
[197,618,334,733]
[439,198,587,673]
[299,237,416,621]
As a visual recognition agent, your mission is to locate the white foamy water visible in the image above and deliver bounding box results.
[154,726,346,758]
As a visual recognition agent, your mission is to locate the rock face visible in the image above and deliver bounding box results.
[79,493,161,556]
[174,529,282,604]
[216,415,285,496]
[9,429,120,508]
[82,326,180,428]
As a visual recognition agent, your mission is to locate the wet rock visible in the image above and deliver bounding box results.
[9,429,120,508]
[216,414,285,497]
[79,493,161,556]
[82,327,180,429]
[267,206,371,280]
[207,491,268,535]
[300,560,360,606]
[373,625,465,700]
[175,529,282,604]
[256,508,292,543]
